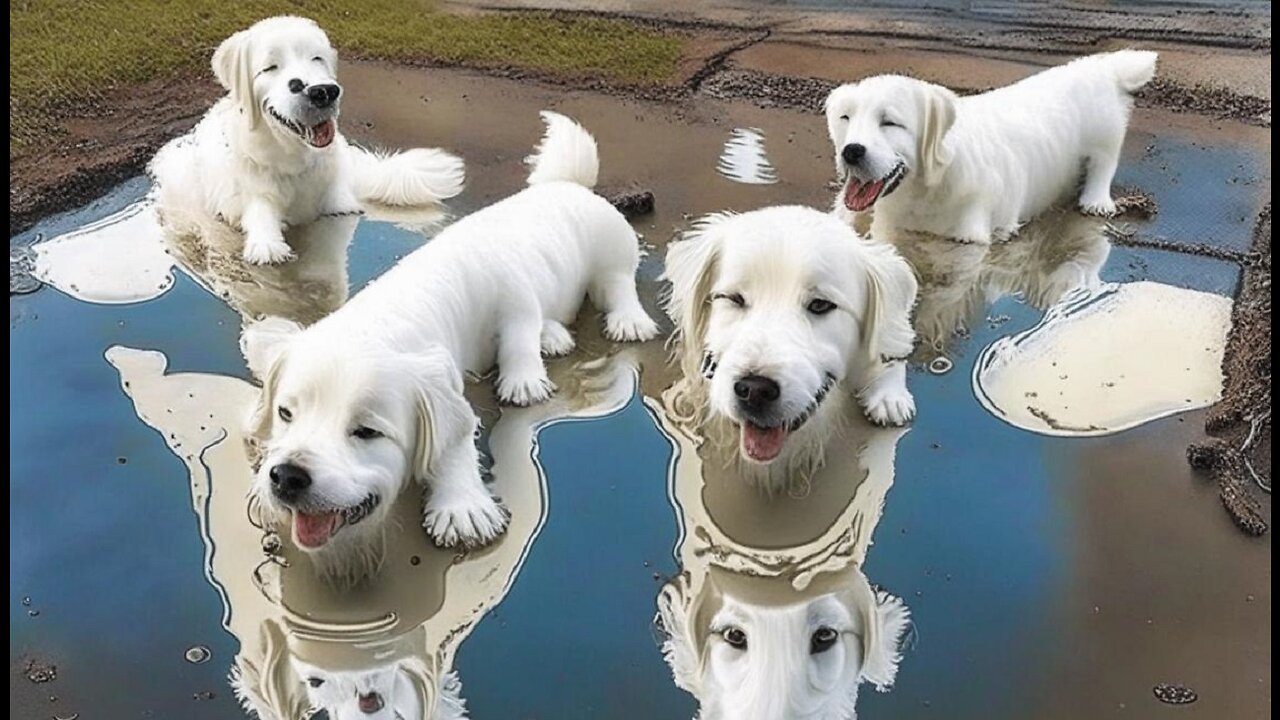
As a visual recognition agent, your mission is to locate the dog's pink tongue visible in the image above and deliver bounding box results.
[843,178,884,212]
[309,119,335,148]
[742,423,788,463]
[294,511,340,548]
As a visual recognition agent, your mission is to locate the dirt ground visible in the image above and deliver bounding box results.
[8,3,1272,532]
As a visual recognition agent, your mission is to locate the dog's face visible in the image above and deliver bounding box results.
[214,16,342,148]
[825,76,958,212]
[243,318,468,555]
[663,208,917,466]
[658,575,910,720]
[294,659,419,720]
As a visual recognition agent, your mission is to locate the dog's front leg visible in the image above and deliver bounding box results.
[240,198,296,265]
[856,360,916,426]
[423,437,510,549]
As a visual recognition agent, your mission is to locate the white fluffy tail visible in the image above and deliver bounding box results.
[1103,49,1159,93]
[525,111,600,188]
[351,147,465,227]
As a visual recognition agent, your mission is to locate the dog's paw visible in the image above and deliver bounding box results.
[243,237,296,265]
[861,385,916,427]
[423,490,510,549]
[496,370,556,406]
[1079,196,1118,217]
[604,309,660,343]
[540,321,576,357]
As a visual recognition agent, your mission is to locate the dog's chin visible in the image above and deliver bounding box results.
[842,162,906,212]
[266,106,339,149]
[288,493,381,550]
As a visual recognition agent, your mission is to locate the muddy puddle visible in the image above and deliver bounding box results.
[10,61,1270,718]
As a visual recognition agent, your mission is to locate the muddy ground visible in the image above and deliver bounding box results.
[8,3,1272,531]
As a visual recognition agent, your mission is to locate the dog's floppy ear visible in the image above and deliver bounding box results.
[241,316,304,380]
[212,28,262,130]
[662,214,730,379]
[916,83,958,187]
[402,349,476,484]
[853,237,918,365]
[229,619,307,720]
[857,588,912,691]
[656,576,705,696]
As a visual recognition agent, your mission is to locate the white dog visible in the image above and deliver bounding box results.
[242,111,659,576]
[150,16,465,266]
[663,207,917,478]
[825,50,1158,244]
[657,568,911,720]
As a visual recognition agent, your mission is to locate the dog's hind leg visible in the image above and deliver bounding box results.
[1078,138,1122,217]
[593,271,660,342]
[540,320,576,357]
[496,308,556,406]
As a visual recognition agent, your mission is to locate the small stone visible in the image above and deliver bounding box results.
[184,646,211,664]
[1153,683,1197,704]
[410,555,421,566]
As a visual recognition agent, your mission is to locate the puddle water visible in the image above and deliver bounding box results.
[33,200,175,304]
[975,281,1232,436]
[716,128,780,185]
[10,61,1269,719]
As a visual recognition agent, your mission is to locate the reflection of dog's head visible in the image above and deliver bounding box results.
[825,77,958,213]
[230,620,467,720]
[214,16,343,148]
[657,568,910,720]
[663,207,916,474]
[242,317,473,577]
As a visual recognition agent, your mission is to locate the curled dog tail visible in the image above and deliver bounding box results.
[525,111,599,189]
[351,146,465,228]
[1104,49,1159,93]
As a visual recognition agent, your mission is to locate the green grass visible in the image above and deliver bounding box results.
[10,0,686,152]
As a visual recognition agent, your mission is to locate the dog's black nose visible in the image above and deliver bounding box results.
[734,375,781,413]
[842,143,867,165]
[269,463,311,502]
[307,83,341,108]
[288,78,305,94]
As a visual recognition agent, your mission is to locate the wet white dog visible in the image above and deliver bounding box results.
[243,112,659,578]
[825,50,1158,243]
[150,16,465,266]
[663,207,917,477]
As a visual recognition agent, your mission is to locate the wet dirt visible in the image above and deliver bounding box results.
[1189,206,1272,535]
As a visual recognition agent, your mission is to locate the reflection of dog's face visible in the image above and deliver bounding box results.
[658,575,910,720]
[825,77,957,213]
[663,208,916,467]
[214,16,343,148]
[294,659,418,720]
[243,318,467,560]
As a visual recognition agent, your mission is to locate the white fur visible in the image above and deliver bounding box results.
[826,50,1158,243]
[657,574,911,720]
[662,206,917,483]
[242,112,658,574]
[150,16,464,267]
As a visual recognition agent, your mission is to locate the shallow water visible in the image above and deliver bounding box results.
[10,63,1270,719]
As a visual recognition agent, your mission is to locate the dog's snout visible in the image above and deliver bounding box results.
[307,83,341,108]
[288,78,305,94]
[734,374,781,412]
[269,462,312,502]
[358,692,385,715]
[842,143,867,165]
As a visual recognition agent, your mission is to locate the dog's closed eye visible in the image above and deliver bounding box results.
[351,426,384,440]
[880,117,903,129]
[810,627,839,654]
[259,64,278,75]
[712,291,746,309]
[277,406,293,422]
[306,677,325,688]
[838,114,850,121]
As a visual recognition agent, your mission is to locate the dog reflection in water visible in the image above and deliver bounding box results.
[654,390,912,720]
[108,343,643,718]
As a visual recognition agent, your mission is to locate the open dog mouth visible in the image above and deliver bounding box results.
[842,162,906,212]
[291,493,380,549]
[266,106,337,149]
[738,374,838,463]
